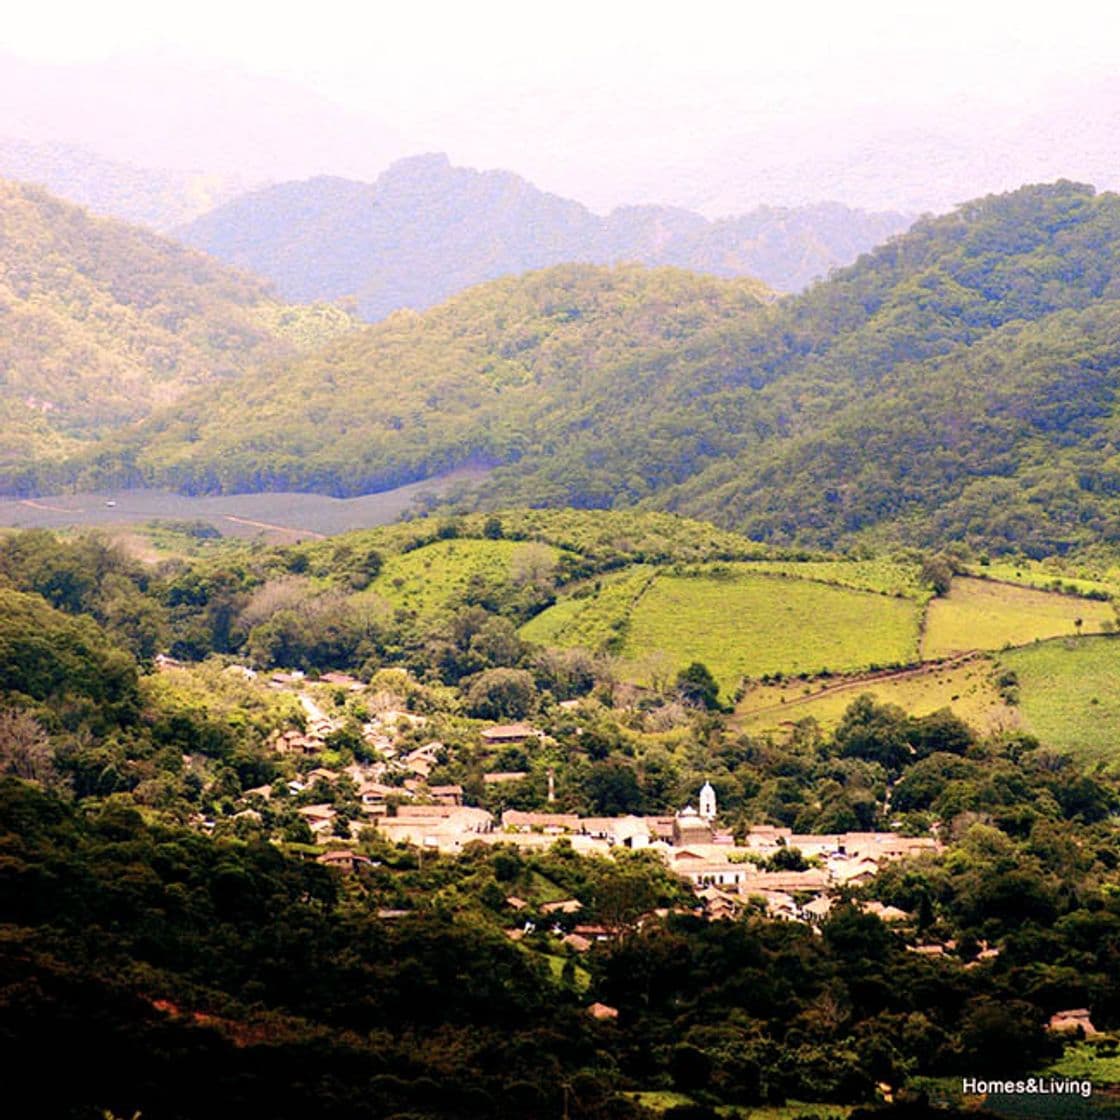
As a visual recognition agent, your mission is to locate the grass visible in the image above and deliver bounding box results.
[921,577,1116,660]
[369,538,566,620]
[736,655,1014,737]
[517,869,571,904]
[622,570,922,697]
[970,560,1118,600]
[999,636,1120,765]
[1047,1041,1120,1085]
[541,951,591,991]
[519,566,657,649]
[742,558,930,601]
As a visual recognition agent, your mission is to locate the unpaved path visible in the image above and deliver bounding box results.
[735,651,983,721]
[222,514,325,539]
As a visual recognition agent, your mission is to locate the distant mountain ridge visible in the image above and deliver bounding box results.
[0,137,254,231]
[174,153,913,319]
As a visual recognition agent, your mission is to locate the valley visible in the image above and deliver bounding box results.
[8,179,1120,565]
[5,117,1120,1120]
[0,468,488,540]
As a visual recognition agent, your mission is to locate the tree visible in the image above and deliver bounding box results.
[587,760,643,815]
[465,668,537,720]
[0,709,59,786]
[920,553,956,597]
[833,695,912,776]
[677,662,721,710]
[958,997,1053,1073]
[670,1044,712,1092]
[593,862,659,935]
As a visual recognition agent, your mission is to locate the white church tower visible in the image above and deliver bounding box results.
[698,781,717,822]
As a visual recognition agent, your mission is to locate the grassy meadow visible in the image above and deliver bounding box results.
[621,570,922,696]
[968,559,1120,599]
[999,636,1120,765]
[742,557,930,600]
[519,566,658,650]
[922,577,1115,659]
[736,656,1014,736]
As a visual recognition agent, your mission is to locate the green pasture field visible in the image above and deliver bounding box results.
[519,566,657,649]
[969,560,1118,599]
[922,577,1116,660]
[736,656,1013,737]
[368,538,565,620]
[999,636,1120,765]
[621,570,923,697]
[741,557,930,600]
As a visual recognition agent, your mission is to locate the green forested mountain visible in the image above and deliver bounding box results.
[652,181,1120,553]
[12,179,1120,556]
[0,179,352,475]
[174,153,911,317]
[79,181,1120,554]
[84,264,774,497]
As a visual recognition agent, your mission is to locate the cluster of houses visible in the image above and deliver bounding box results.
[231,675,939,928]
[284,768,939,926]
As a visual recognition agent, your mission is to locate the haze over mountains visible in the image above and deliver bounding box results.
[175,154,911,319]
[0,51,403,185]
[5,50,1120,216]
[0,137,252,230]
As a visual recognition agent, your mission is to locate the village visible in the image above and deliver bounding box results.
[193,665,945,929]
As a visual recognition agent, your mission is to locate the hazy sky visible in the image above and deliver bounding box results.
[4,1,1120,213]
[7,1,1113,101]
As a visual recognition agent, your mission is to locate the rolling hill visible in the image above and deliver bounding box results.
[174,152,912,317]
[13,179,1120,559]
[89,263,774,496]
[0,179,352,477]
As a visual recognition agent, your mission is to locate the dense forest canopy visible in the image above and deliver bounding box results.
[0,179,351,475]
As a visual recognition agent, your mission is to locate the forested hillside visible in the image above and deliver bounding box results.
[0,521,1117,1118]
[175,153,911,317]
[9,180,1120,557]
[654,181,1120,553]
[75,264,773,497]
[0,179,352,476]
[60,181,1120,556]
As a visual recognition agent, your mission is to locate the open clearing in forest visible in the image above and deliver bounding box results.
[524,563,1120,705]
[921,576,1115,659]
[620,570,922,698]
